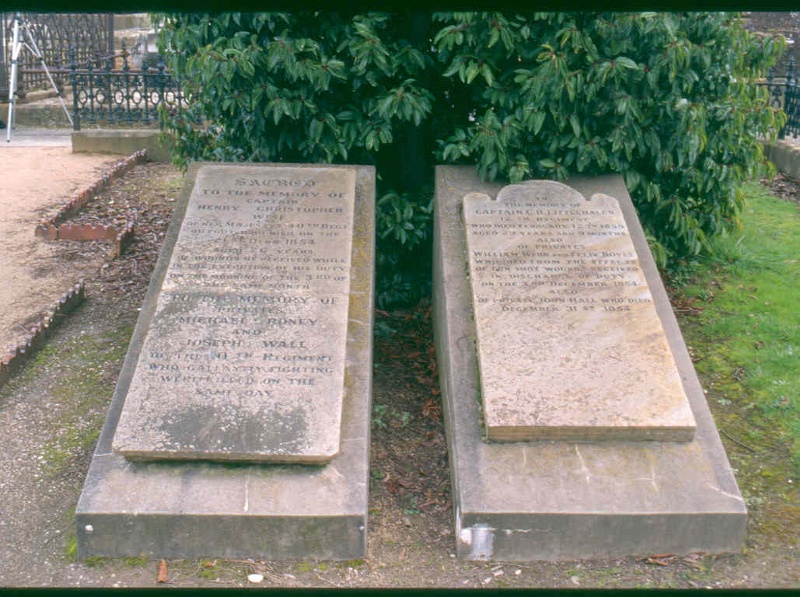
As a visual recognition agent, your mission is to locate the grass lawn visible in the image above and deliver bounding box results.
[669,180,799,492]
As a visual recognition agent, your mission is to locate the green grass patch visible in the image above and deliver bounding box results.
[198,567,219,580]
[41,426,101,477]
[64,534,78,561]
[671,181,800,475]
[84,556,109,568]
[28,323,134,477]
[372,403,411,429]
[121,553,148,567]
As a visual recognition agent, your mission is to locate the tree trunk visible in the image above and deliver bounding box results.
[378,12,433,195]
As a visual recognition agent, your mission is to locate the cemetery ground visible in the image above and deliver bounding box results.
[0,155,797,588]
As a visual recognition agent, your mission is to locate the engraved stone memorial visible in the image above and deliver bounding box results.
[113,166,356,462]
[76,163,375,560]
[434,167,746,560]
[463,181,696,442]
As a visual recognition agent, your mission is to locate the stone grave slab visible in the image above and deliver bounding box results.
[113,165,355,463]
[76,163,374,559]
[463,181,696,442]
[433,167,746,560]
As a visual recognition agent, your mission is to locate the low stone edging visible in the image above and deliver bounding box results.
[0,281,85,390]
[34,149,147,257]
[765,138,800,180]
[72,130,169,162]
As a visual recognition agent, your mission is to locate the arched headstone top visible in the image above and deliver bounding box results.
[466,180,623,211]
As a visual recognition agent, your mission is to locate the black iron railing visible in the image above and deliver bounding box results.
[1,12,112,97]
[765,56,800,139]
[69,45,190,130]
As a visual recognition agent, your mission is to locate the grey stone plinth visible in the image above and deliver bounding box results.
[766,138,800,180]
[434,166,746,561]
[76,163,374,560]
[72,130,169,162]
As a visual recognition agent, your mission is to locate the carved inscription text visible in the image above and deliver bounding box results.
[463,181,696,442]
[112,165,357,462]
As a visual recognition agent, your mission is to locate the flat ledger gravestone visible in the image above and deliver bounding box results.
[76,163,374,559]
[433,167,746,560]
[463,182,695,442]
[113,165,355,462]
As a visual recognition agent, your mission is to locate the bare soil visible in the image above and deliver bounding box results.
[0,159,797,588]
[0,148,119,354]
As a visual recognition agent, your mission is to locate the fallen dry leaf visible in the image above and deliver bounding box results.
[640,554,675,566]
[157,559,168,583]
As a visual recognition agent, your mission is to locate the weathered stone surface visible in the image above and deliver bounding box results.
[76,163,375,559]
[112,165,355,463]
[434,167,746,560]
[72,130,170,162]
[463,181,696,442]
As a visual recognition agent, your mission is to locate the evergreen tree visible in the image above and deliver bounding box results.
[155,12,785,307]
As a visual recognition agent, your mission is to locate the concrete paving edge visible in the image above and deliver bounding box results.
[72,130,169,162]
[766,138,800,179]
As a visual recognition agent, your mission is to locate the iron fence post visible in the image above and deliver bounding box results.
[104,52,112,125]
[785,56,797,139]
[107,13,114,57]
[121,40,132,125]
[143,64,150,125]
[69,46,79,130]
[157,57,166,130]
[87,54,94,127]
